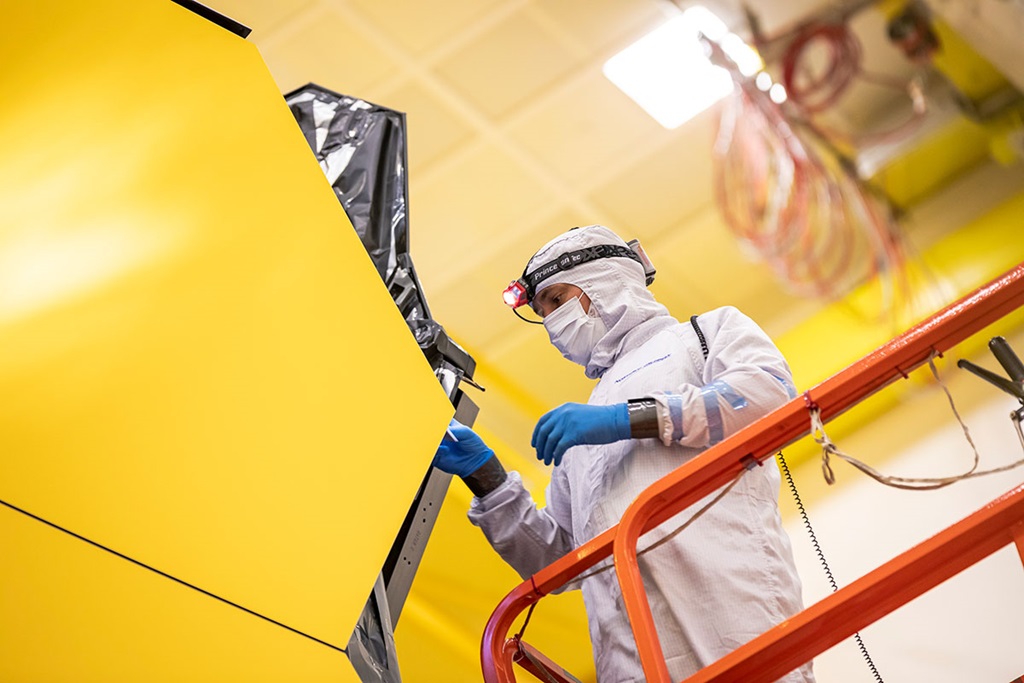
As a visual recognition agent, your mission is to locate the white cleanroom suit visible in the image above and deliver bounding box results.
[469,225,814,682]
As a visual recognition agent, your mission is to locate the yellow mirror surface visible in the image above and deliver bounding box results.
[0,0,453,669]
[0,505,359,682]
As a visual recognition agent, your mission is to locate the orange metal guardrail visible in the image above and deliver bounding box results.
[482,262,1024,683]
[676,484,1024,682]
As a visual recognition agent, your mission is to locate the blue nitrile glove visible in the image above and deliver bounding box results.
[531,403,630,467]
[433,419,495,478]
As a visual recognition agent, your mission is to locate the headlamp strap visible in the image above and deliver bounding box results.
[522,244,641,298]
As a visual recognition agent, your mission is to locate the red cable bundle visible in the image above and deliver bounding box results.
[713,77,905,303]
[781,22,863,114]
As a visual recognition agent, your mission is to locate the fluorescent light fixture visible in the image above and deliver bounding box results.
[603,6,762,129]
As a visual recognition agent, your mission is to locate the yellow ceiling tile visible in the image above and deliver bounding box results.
[434,9,583,119]
[637,223,719,317]
[646,209,810,328]
[651,210,760,302]
[409,143,560,292]
[537,0,671,57]
[508,69,664,186]
[376,81,476,175]
[426,261,527,353]
[259,6,400,95]
[587,106,721,233]
[347,0,505,56]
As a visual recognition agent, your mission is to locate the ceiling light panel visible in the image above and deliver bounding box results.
[603,6,761,129]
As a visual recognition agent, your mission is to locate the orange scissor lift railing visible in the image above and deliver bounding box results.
[482,263,1024,683]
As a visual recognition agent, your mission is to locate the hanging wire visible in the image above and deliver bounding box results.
[703,8,955,324]
[780,22,863,114]
[812,354,1024,489]
[777,451,885,682]
[764,9,932,151]
[788,348,1024,679]
[779,20,928,124]
[710,42,909,315]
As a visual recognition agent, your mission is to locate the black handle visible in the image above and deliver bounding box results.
[957,359,1024,401]
[989,336,1024,383]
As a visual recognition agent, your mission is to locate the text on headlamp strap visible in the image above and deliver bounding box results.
[523,244,641,297]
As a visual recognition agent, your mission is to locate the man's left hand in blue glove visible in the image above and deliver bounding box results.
[532,402,630,467]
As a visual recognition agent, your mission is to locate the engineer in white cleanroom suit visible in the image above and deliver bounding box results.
[433,225,814,683]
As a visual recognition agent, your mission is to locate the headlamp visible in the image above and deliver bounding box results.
[501,238,656,320]
[502,279,528,309]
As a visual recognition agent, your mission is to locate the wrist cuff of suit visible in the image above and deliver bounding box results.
[462,456,507,498]
[627,398,660,439]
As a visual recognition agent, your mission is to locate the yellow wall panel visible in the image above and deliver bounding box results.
[0,0,452,651]
[0,504,359,682]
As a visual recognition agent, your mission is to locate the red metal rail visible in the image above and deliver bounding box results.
[482,263,1024,683]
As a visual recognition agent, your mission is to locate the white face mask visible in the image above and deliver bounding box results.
[543,295,608,367]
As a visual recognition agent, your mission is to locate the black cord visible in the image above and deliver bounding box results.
[690,315,709,360]
[515,602,536,640]
[776,451,885,683]
[514,603,572,683]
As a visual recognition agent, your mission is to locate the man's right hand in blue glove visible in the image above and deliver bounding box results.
[433,419,496,477]
[433,419,508,497]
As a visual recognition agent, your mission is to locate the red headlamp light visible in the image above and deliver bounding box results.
[502,279,529,309]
